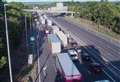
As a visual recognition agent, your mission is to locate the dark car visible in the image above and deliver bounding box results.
[68,38,78,47]
[81,52,93,63]
[89,62,103,74]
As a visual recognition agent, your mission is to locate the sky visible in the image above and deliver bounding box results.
[6,0,120,2]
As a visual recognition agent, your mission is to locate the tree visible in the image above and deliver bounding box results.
[0,56,6,69]
[101,0,108,2]
[0,2,29,70]
[6,2,27,48]
[0,0,7,70]
[68,2,120,34]
[113,17,120,33]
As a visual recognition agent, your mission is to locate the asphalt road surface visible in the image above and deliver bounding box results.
[51,16,120,82]
[34,14,120,82]
[34,20,57,82]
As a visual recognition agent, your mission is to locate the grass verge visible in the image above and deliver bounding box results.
[65,16,120,42]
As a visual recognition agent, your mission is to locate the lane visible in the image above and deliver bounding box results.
[52,17,120,67]
[53,17,120,54]
[35,14,117,82]
[51,16,120,81]
[34,21,43,82]
[35,19,57,82]
[73,60,114,82]
[38,39,56,82]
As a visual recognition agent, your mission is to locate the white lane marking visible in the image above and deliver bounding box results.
[103,70,116,82]
[101,56,109,63]
[101,55,120,73]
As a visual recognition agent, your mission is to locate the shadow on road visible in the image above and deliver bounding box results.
[54,73,65,82]
[80,45,105,64]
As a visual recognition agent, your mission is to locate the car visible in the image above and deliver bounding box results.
[71,41,78,47]
[68,38,78,47]
[81,52,93,63]
[89,62,103,74]
[94,80,110,82]
[75,48,82,54]
[68,49,79,60]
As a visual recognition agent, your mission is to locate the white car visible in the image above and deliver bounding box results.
[68,49,79,60]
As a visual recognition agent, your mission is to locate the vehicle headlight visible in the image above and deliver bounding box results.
[75,56,78,59]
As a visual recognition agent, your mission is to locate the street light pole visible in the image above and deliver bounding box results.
[25,15,28,49]
[30,15,32,30]
[4,4,13,82]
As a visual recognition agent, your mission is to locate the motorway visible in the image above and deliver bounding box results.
[35,21,113,82]
[32,13,120,82]
[51,16,120,82]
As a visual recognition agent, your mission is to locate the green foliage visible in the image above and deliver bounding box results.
[0,56,7,69]
[6,2,28,48]
[0,38,3,48]
[0,2,29,69]
[68,2,120,34]
[0,1,7,69]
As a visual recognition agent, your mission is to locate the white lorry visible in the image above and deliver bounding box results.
[56,31,68,47]
[47,34,61,54]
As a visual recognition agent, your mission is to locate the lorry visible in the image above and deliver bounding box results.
[40,16,44,21]
[36,21,39,25]
[56,31,68,47]
[47,34,61,54]
[47,19,52,26]
[43,14,47,19]
[41,18,45,25]
[51,25,60,34]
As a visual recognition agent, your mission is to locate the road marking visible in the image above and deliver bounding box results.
[103,70,116,82]
[101,56,109,63]
[101,55,120,74]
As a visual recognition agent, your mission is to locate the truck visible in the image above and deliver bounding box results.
[55,53,83,82]
[56,31,68,47]
[43,14,47,19]
[36,21,39,25]
[47,34,61,54]
[51,25,60,34]
[34,18,37,22]
[47,19,52,26]
[41,18,45,25]
[40,16,44,21]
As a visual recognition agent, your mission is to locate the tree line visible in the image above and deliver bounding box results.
[66,2,120,34]
[0,1,29,70]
